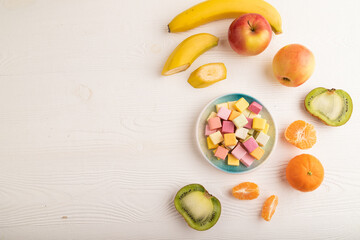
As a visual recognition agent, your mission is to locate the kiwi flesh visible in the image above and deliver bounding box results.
[305,87,353,126]
[174,184,221,231]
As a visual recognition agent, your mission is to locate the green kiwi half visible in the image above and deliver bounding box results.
[174,184,221,231]
[305,87,353,126]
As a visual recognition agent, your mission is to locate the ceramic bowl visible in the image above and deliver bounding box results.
[196,93,277,174]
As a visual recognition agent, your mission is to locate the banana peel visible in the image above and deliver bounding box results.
[162,33,219,76]
[168,0,282,34]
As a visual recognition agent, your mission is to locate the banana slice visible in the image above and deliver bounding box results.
[187,63,226,88]
[162,33,218,76]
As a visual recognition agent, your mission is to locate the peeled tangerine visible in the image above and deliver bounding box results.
[261,195,278,221]
[305,87,353,126]
[284,120,316,150]
[232,182,259,200]
[187,63,227,88]
[174,184,221,231]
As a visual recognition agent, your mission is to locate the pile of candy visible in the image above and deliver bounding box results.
[205,98,270,167]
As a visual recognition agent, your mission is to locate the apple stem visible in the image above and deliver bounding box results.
[247,20,255,32]
[282,77,291,82]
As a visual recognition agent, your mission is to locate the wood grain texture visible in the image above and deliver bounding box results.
[0,0,360,239]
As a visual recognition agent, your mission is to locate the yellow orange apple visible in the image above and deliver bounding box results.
[272,44,315,87]
[228,13,272,56]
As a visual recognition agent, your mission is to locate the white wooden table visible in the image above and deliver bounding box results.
[0,0,359,239]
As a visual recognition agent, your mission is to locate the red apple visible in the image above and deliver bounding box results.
[228,13,272,56]
[272,44,315,87]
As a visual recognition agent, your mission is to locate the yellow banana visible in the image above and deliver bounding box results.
[168,0,282,34]
[162,33,218,76]
[187,63,227,88]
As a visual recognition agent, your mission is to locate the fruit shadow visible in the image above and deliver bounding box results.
[167,189,192,231]
[263,62,278,85]
[280,128,287,146]
[278,160,290,188]
[276,127,295,188]
[298,96,308,115]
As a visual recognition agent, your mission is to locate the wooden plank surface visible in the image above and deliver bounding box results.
[0,0,359,239]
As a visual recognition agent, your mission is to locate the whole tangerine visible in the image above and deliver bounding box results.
[286,154,324,192]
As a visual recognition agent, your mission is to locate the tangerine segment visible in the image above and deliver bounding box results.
[284,120,316,149]
[261,195,278,221]
[232,182,259,200]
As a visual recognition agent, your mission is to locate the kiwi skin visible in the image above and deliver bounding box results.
[174,184,221,231]
[304,87,353,127]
